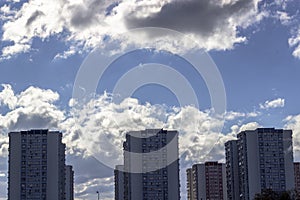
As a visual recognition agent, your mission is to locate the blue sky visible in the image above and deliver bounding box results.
[0,0,300,199]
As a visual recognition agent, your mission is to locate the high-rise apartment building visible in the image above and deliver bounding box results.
[186,168,194,200]
[65,165,74,200]
[186,162,227,200]
[225,128,295,200]
[116,129,180,200]
[225,140,240,200]
[8,129,73,200]
[294,162,300,193]
[114,165,124,200]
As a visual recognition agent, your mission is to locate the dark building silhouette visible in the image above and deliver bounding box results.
[114,165,124,200]
[115,129,180,200]
[225,140,240,200]
[8,129,74,200]
[65,165,74,200]
[294,162,300,193]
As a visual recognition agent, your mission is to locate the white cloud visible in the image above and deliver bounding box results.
[274,10,300,59]
[3,85,299,200]
[276,11,291,25]
[1,44,31,60]
[75,177,114,200]
[239,121,261,131]
[0,85,66,200]
[284,114,300,161]
[61,94,263,199]
[289,27,300,59]
[54,46,79,60]
[0,4,15,20]
[273,0,290,10]
[225,121,260,139]
[259,98,285,109]
[225,111,246,120]
[0,85,287,199]
[0,0,268,59]
[224,110,260,120]
[0,85,64,136]
[0,84,17,109]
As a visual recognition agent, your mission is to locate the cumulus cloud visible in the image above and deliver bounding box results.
[25,10,45,27]
[124,0,268,50]
[238,121,261,131]
[0,85,276,199]
[285,114,300,161]
[289,28,300,59]
[224,110,260,120]
[0,85,64,158]
[0,85,67,198]
[0,84,17,109]
[62,95,227,170]
[273,0,290,9]
[0,86,64,132]
[276,11,291,25]
[0,4,15,20]
[259,98,285,109]
[63,93,262,199]
[0,0,268,59]
[1,85,296,200]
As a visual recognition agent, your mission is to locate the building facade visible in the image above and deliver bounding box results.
[225,128,295,200]
[8,129,73,200]
[225,140,240,200]
[117,129,180,200]
[295,162,300,193]
[114,165,124,200]
[186,162,227,200]
[186,168,194,200]
[65,165,74,200]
